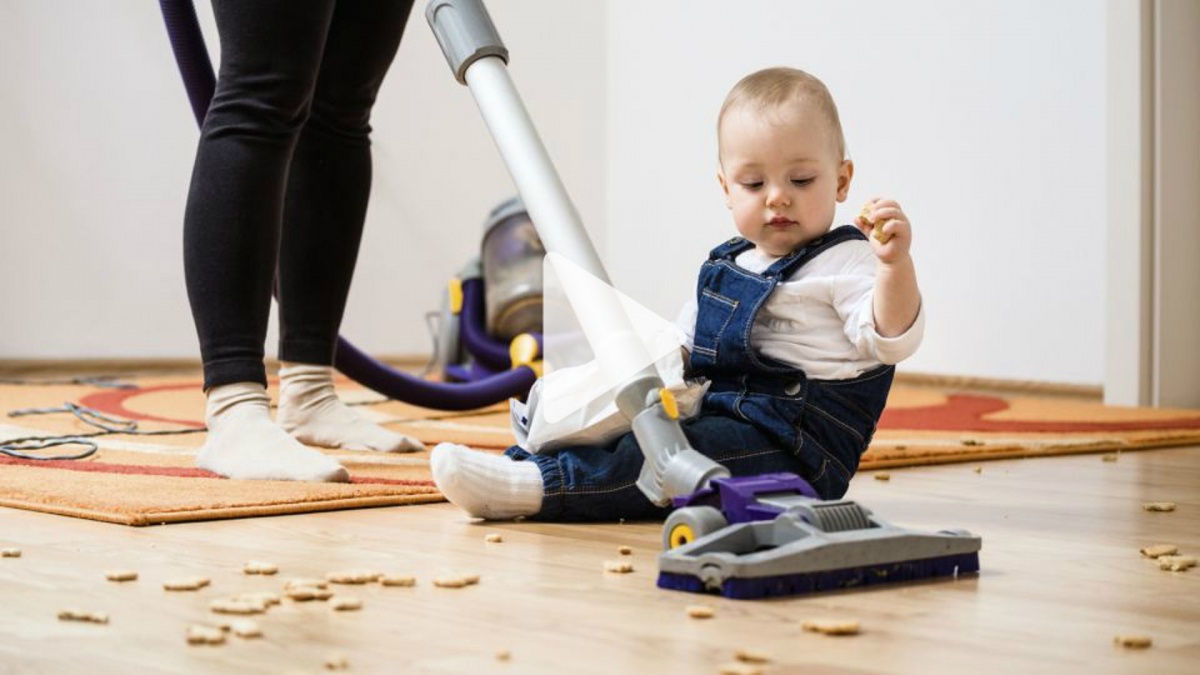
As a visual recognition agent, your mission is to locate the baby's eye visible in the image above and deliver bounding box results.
[791,178,815,187]
[741,181,763,191]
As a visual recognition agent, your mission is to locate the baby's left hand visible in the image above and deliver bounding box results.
[855,198,912,265]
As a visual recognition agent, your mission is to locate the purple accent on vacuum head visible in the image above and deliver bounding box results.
[657,551,980,600]
[673,473,821,522]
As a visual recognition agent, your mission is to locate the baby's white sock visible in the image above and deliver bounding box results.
[430,443,542,520]
[276,363,424,453]
[197,382,350,482]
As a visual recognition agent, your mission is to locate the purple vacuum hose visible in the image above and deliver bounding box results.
[159,0,536,409]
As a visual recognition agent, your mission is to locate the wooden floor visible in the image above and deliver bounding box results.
[2,445,1197,674]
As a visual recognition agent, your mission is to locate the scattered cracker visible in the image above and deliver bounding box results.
[485,533,503,543]
[58,609,108,624]
[973,466,983,474]
[1102,453,1119,462]
[1142,502,1176,512]
[330,596,363,611]
[1139,544,1178,559]
[380,574,416,587]
[803,619,861,636]
[163,577,210,591]
[2,548,21,558]
[236,591,281,607]
[462,573,481,585]
[433,576,470,588]
[1157,555,1197,572]
[718,663,763,675]
[243,560,278,575]
[686,604,715,619]
[618,546,633,556]
[286,586,333,602]
[186,625,226,646]
[210,598,267,615]
[734,648,771,664]
[495,649,511,661]
[325,653,350,670]
[874,472,891,482]
[229,618,262,639]
[604,560,634,574]
[327,570,381,584]
[105,570,138,582]
[1114,634,1152,649]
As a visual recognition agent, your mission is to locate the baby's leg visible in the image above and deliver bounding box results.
[276,363,424,453]
[430,431,666,522]
[430,443,543,520]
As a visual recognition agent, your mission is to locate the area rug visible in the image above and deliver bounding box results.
[2,371,1199,525]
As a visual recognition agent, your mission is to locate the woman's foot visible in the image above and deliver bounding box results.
[197,382,350,482]
[276,363,424,453]
[430,443,542,519]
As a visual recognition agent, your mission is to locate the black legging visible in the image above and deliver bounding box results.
[184,0,415,391]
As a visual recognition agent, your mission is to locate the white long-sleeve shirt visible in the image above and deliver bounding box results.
[676,239,924,380]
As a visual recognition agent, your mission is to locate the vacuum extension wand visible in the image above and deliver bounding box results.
[426,0,728,504]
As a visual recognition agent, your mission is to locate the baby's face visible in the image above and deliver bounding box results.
[717,103,851,257]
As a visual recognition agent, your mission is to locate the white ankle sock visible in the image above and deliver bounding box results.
[276,363,424,453]
[430,443,543,520]
[197,382,349,482]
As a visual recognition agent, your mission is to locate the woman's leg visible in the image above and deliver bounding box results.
[184,0,347,481]
[184,0,335,390]
[274,1,422,454]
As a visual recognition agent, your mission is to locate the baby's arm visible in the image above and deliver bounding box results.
[856,198,921,337]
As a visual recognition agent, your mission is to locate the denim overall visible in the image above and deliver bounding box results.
[689,225,895,498]
[507,225,894,521]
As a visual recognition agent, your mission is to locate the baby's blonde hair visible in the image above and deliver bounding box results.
[718,67,846,161]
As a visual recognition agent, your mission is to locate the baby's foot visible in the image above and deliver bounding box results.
[197,382,349,482]
[276,363,424,453]
[430,443,542,519]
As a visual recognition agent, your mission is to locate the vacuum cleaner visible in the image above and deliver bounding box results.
[158,0,542,411]
[425,0,981,599]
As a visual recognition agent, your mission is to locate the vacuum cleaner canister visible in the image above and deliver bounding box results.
[481,197,545,341]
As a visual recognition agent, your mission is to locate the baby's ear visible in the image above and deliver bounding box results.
[717,170,732,207]
[836,160,854,202]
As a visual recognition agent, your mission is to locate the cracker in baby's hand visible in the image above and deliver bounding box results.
[859,204,893,244]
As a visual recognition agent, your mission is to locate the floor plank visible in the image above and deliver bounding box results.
[1,446,1197,674]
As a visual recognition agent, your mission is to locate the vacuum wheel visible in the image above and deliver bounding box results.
[663,506,728,550]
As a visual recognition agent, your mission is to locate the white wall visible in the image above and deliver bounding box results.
[2,0,1111,387]
[0,0,606,360]
[607,0,1107,385]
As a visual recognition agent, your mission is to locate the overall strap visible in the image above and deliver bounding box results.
[707,236,757,262]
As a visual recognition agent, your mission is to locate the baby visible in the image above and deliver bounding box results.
[431,66,923,521]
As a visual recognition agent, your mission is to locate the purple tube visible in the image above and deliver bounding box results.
[158,0,215,127]
[460,278,514,370]
[335,338,535,411]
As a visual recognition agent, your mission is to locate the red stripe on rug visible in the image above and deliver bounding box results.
[0,456,434,487]
[79,383,205,428]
